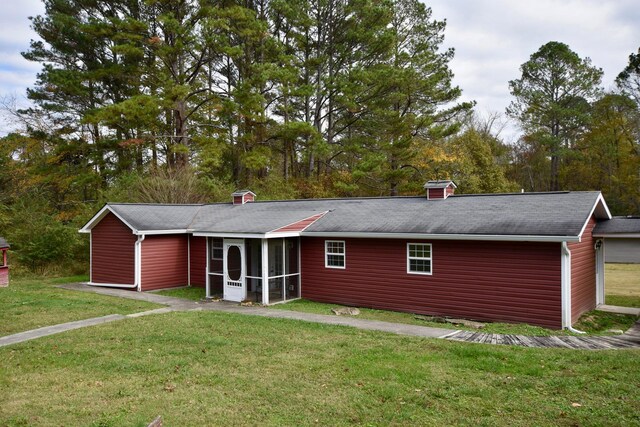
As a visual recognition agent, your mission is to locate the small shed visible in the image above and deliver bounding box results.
[0,237,9,287]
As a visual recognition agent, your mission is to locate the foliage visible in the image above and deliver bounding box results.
[507,41,603,191]
[562,94,640,213]
[1,193,88,273]
[616,47,640,105]
[5,8,640,273]
[441,129,518,194]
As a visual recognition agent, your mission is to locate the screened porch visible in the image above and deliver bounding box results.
[205,237,300,305]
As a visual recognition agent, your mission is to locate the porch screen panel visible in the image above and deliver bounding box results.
[245,239,263,303]
[268,239,284,303]
[208,237,224,297]
[266,237,300,304]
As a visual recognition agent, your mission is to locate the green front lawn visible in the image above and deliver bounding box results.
[155,286,206,301]
[0,276,163,336]
[270,299,638,336]
[605,264,640,306]
[1,311,639,426]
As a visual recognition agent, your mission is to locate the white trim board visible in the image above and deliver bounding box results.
[302,231,579,243]
[79,205,138,234]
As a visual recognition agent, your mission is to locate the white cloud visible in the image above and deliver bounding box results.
[426,0,640,140]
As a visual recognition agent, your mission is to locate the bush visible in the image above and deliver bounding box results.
[3,194,88,274]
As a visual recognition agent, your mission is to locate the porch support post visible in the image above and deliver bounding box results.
[261,239,269,305]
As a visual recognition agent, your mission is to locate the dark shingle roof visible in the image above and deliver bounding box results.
[0,237,8,248]
[108,204,203,231]
[100,191,605,239]
[593,216,640,235]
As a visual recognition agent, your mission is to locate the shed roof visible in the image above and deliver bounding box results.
[593,216,640,237]
[0,237,8,248]
[81,191,609,241]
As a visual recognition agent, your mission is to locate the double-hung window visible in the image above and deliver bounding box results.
[325,240,345,269]
[407,243,432,275]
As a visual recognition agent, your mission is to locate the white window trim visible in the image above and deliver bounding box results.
[325,240,346,269]
[407,243,432,275]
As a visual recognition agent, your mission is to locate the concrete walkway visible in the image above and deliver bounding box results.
[597,304,640,316]
[0,283,638,350]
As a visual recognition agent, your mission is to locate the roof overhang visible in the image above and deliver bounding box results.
[79,204,138,234]
[592,233,640,238]
[577,193,612,241]
[192,231,303,239]
[300,231,578,242]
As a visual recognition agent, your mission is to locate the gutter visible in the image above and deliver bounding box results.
[561,242,586,334]
[134,234,146,292]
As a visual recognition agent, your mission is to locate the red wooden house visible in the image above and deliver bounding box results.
[0,237,9,287]
[80,181,613,329]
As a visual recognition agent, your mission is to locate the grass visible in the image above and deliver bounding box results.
[155,286,206,301]
[0,276,163,337]
[1,311,639,426]
[605,264,640,307]
[270,299,638,336]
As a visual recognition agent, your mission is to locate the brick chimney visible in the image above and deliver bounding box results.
[424,180,456,200]
[232,190,256,205]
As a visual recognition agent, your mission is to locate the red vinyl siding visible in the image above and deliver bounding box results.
[189,236,207,287]
[92,212,136,285]
[141,235,188,291]
[569,216,597,322]
[301,238,563,328]
[427,188,445,199]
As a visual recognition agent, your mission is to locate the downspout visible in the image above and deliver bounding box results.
[135,234,146,292]
[561,242,586,334]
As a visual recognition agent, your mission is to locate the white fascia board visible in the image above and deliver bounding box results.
[137,229,189,235]
[300,231,579,242]
[593,233,640,238]
[192,232,267,239]
[192,231,303,239]
[576,193,612,242]
[265,231,303,238]
[79,205,138,234]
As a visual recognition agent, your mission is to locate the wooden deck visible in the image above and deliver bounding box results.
[444,321,640,350]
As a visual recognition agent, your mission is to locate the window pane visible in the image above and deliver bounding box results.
[409,259,431,273]
[211,238,223,259]
[327,254,344,267]
[326,241,344,254]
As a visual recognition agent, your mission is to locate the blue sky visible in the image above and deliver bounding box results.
[1,0,639,140]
